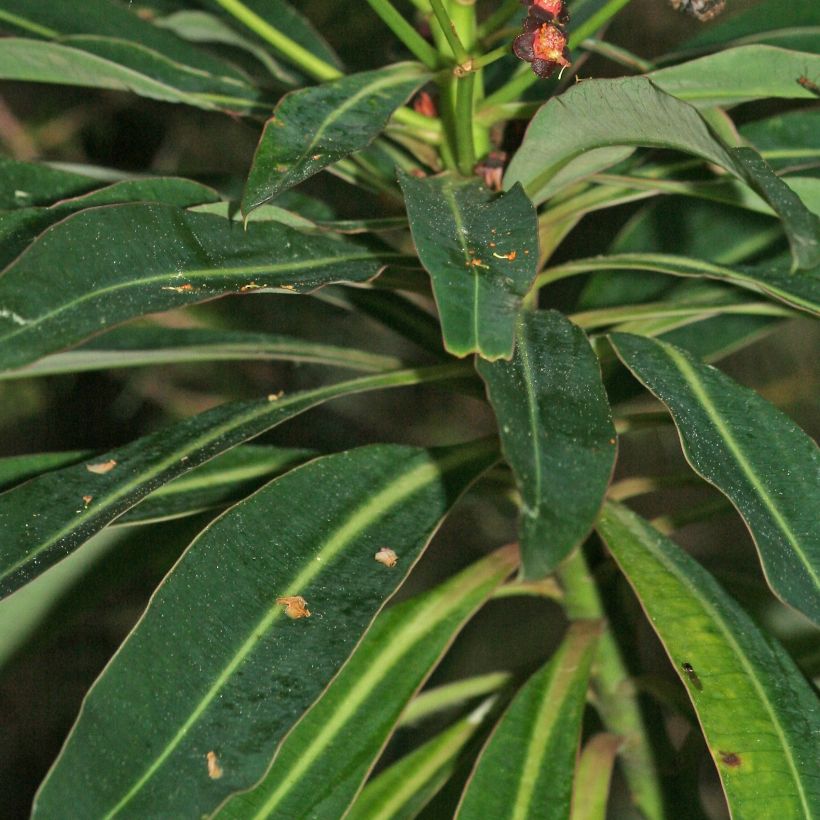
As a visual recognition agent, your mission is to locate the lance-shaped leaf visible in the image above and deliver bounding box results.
[0,156,98,209]
[118,444,314,524]
[242,64,430,214]
[597,502,820,818]
[455,620,602,819]
[648,46,820,108]
[0,361,468,598]
[0,450,88,492]
[571,734,622,820]
[542,253,820,317]
[610,333,820,625]
[217,545,516,819]
[504,78,820,270]
[348,702,495,820]
[399,172,539,361]
[0,325,403,380]
[0,38,262,112]
[0,177,220,269]
[740,110,820,173]
[0,202,400,372]
[477,311,617,578]
[32,440,498,818]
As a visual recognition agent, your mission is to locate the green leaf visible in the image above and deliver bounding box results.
[597,502,820,819]
[541,253,820,317]
[571,734,621,820]
[477,311,616,578]
[455,620,602,820]
[683,0,820,52]
[741,110,820,173]
[0,177,219,269]
[609,333,820,626]
[32,440,498,818]
[0,361,469,598]
[0,37,262,112]
[0,156,98,209]
[649,46,820,108]
[0,325,404,380]
[118,444,314,524]
[0,450,88,492]
[0,203,399,372]
[504,77,820,270]
[348,705,493,820]
[399,172,539,361]
[0,0,251,79]
[242,63,429,213]
[216,546,516,819]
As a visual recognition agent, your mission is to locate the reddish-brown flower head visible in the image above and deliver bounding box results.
[522,0,569,24]
[513,19,571,79]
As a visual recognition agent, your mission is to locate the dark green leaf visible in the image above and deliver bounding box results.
[399,172,538,361]
[0,450,88,492]
[504,78,820,270]
[477,311,616,578]
[597,502,820,818]
[741,110,820,173]
[0,177,219,269]
[0,156,98,209]
[118,444,314,524]
[456,620,602,819]
[242,63,429,213]
[0,203,400,372]
[217,546,516,819]
[0,325,404,380]
[610,333,820,625]
[32,440,498,818]
[649,46,820,108]
[0,362,469,598]
[0,37,262,112]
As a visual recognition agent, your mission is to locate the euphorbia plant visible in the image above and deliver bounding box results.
[0,0,818,817]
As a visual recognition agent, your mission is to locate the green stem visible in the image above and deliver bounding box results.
[430,0,470,62]
[558,548,665,820]
[455,72,477,174]
[366,0,441,68]
[212,0,341,81]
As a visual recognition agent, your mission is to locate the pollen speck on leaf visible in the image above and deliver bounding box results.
[277,595,311,619]
[374,547,398,568]
[267,390,285,402]
[86,459,117,475]
[206,751,223,779]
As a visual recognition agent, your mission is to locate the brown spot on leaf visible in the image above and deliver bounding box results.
[374,547,398,568]
[206,751,223,779]
[86,459,117,475]
[277,596,311,619]
[719,751,741,767]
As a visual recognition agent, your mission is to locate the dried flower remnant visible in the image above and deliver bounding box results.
[276,595,311,619]
[514,19,571,79]
[523,0,570,24]
[374,547,398,568]
[413,90,438,118]
[86,459,117,475]
[206,751,223,779]
[669,0,726,21]
[474,150,507,191]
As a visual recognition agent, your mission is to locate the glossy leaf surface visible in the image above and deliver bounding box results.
[0,362,468,598]
[400,172,538,360]
[243,64,429,213]
[477,311,616,578]
[32,440,498,818]
[504,78,820,269]
[0,156,98,208]
[0,203,397,372]
[456,620,601,819]
[217,546,516,819]
[597,502,820,819]
[610,333,820,625]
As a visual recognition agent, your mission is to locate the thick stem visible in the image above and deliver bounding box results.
[559,548,665,820]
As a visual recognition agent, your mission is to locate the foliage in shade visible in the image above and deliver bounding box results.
[32,440,498,818]
[570,734,622,820]
[610,333,820,625]
[242,63,430,214]
[216,545,517,819]
[455,620,601,819]
[477,310,616,578]
[597,502,820,818]
[400,172,539,360]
